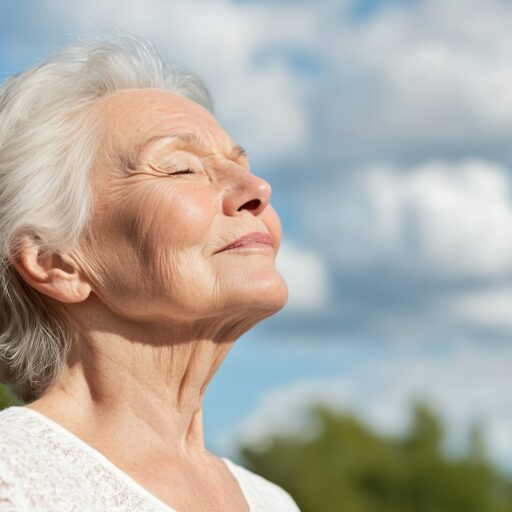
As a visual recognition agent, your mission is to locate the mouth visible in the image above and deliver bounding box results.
[214,231,274,254]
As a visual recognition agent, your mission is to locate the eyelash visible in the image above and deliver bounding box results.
[168,168,195,175]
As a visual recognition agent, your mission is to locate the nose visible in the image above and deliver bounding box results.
[222,172,272,216]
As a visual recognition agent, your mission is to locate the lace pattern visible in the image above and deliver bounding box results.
[0,406,300,511]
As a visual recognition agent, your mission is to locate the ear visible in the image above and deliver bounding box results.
[9,233,92,304]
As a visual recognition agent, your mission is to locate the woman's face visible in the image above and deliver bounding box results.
[78,89,288,327]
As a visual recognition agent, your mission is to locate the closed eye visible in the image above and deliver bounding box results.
[168,168,195,175]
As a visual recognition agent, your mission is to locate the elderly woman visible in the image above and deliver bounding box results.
[0,37,299,512]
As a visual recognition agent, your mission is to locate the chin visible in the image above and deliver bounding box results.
[235,272,289,313]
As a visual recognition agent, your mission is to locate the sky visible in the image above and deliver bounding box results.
[2,0,512,470]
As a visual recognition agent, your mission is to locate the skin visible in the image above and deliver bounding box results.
[10,88,288,512]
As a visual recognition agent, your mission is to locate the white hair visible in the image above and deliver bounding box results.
[0,35,213,402]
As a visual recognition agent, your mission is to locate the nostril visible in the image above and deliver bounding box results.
[238,199,261,212]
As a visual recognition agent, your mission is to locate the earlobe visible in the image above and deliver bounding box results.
[9,233,92,304]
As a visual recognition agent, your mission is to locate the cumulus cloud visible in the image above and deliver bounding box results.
[10,0,314,163]
[275,238,330,311]
[305,159,512,278]
[325,0,512,165]
[443,287,512,332]
[286,157,512,340]
[6,0,512,165]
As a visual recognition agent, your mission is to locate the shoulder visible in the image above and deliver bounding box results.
[0,406,45,511]
[0,406,180,511]
[222,457,301,511]
[0,406,89,511]
[0,406,41,461]
[0,406,49,462]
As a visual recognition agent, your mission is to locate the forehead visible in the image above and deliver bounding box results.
[96,88,233,157]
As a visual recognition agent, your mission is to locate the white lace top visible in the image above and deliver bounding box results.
[0,406,300,511]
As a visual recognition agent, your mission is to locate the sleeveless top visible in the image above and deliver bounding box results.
[0,406,300,511]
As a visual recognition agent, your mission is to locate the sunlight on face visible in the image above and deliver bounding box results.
[80,89,288,326]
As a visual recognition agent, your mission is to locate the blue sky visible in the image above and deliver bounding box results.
[3,0,512,470]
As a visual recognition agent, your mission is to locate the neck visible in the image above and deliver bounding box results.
[27,302,245,462]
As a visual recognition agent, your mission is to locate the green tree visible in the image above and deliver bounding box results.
[238,401,512,512]
[0,383,23,410]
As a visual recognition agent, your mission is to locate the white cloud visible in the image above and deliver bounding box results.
[305,159,512,278]
[328,0,512,161]
[34,0,314,163]
[221,342,512,471]
[275,238,330,311]
[443,287,512,331]
[7,0,512,164]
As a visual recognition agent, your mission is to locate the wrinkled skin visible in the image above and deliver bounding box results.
[12,89,288,511]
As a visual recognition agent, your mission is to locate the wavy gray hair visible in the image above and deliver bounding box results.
[0,36,213,402]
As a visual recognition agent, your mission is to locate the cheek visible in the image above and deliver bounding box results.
[78,213,149,302]
[116,182,216,276]
[148,184,215,248]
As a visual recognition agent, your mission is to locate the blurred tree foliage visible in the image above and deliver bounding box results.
[238,402,512,512]
[0,383,23,409]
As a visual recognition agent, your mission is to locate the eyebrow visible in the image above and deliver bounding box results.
[136,132,248,163]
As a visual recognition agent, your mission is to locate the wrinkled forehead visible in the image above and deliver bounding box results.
[95,88,234,162]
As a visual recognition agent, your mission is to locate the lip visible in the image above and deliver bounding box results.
[214,231,274,254]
